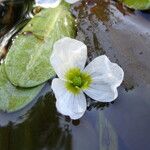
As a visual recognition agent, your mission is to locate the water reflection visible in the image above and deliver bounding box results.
[0,0,33,37]
[0,0,33,60]
[0,82,100,150]
[73,0,150,150]
[0,83,72,150]
[0,0,150,150]
[99,112,118,150]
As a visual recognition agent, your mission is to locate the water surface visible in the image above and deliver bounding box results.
[0,0,150,150]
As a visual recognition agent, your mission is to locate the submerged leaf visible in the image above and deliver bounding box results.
[0,64,44,112]
[5,3,75,88]
[121,0,150,10]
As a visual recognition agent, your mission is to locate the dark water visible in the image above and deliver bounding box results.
[0,0,33,59]
[0,0,33,35]
[0,0,150,150]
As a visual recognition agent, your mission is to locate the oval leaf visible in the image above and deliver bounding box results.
[5,3,75,87]
[121,0,150,10]
[0,64,44,112]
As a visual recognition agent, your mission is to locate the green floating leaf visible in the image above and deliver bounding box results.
[0,64,44,112]
[121,0,150,10]
[5,3,75,88]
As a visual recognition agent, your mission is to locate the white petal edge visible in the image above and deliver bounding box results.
[50,37,87,79]
[83,55,124,102]
[51,78,87,119]
[84,55,124,87]
[65,0,80,4]
[35,0,61,8]
[84,84,118,102]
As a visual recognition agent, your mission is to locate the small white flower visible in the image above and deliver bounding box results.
[50,37,124,120]
[35,0,80,8]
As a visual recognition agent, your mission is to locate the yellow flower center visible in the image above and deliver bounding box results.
[65,68,92,94]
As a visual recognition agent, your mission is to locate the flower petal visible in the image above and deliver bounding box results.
[65,0,80,4]
[35,0,61,8]
[50,37,87,79]
[51,78,87,119]
[84,84,118,102]
[83,55,124,102]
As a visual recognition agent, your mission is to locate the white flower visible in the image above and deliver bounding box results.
[35,0,80,8]
[50,37,124,120]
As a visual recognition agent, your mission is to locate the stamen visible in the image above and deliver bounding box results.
[65,68,92,94]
